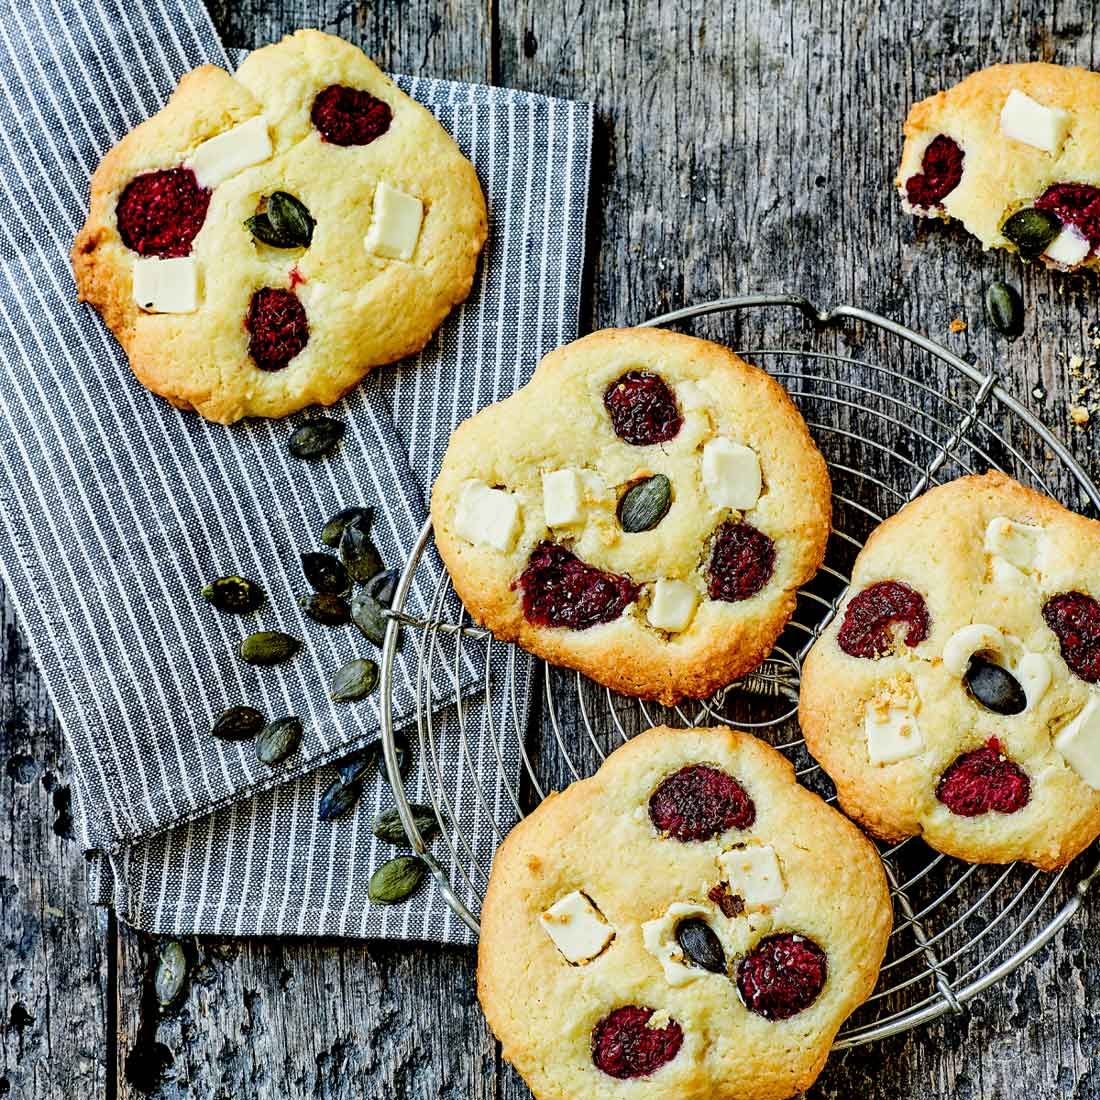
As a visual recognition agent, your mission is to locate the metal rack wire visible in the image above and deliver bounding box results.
[379,294,1100,1045]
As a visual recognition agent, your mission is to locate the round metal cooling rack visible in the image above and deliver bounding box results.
[380,294,1100,1046]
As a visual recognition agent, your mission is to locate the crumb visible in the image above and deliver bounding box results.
[1070,353,1086,371]
[1032,386,1046,401]
[949,318,967,334]
[1070,405,1091,427]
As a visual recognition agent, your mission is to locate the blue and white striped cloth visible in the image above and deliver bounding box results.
[0,0,591,942]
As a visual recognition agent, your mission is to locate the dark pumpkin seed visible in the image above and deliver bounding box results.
[212,705,265,741]
[337,744,379,786]
[266,191,315,247]
[985,282,1024,339]
[379,732,412,787]
[368,855,427,904]
[350,590,388,646]
[339,521,383,582]
[256,716,304,766]
[1002,207,1061,259]
[288,418,345,461]
[318,776,363,821]
[238,631,301,666]
[364,567,400,608]
[321,506,373,548]
[675,917,725,974]
[201,575,264,614]
[298,591,350,625]
[154,940,187,1007]
[301,551,349,595]
[330,657,379,702]
[372,804,439,846]
[618,474,672,533]
[244,212,296,248]
[964,655,1027,716]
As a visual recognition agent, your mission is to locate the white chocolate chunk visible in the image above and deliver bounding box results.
[1045,225,1090,267]
[943,624,1005,677]
[364,181,424,261]
[188,115,272,188]
[701,438,762,511]
[647,579,699,633]
[453,480,521,552]
[541,468,584,527]
[991,555,1033,590]
[999,89,1071,155]
[1055,697,1100,789]
[864,700,925,764]
[717,844,785,907]
[1015,651,1052,710]
[984,516,1044,571]
[641,902,715,986]
[131,256,199,314]
[539,891,614,964]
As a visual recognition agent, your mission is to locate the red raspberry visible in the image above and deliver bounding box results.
[311,85,393,146]
[515,542,639,630]
[245,288,309,372]
[603,371,682,445]
[838,580,929,659]
[1043,592,1100,683]
[904,134,964,209]
[648,764,755,841]
[1035,184,1100,251]
[115,167,210,257]
[936,738,1030,817]
[707,521,775,602]
[737,933,828,1020]
[591,1006,683,1080]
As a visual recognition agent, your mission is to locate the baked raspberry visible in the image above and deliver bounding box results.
[737,933,828,1020]
[936,738,1030,817]
[904,134,964,209]
[311,84,393,146]
[246,288,309,372]
[707,521,775,602]
[648,764,756,841]
[838,580,929,659]
[115,167,210,257]
[603,371,682,445]
[591,1006,683,1080]
[1043,591,1100,683]
[515,542,639,629]
[1035,184,1100,251]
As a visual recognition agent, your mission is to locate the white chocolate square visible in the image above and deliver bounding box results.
[999,89,1071,155]
[453,480,521,552]
[131,256,199,314]
[1055,697,1100,789]
[864,701,924,764]
[717,844,785,907]
[984,516,1044,571]
[364,181,424,261]
[646,579,699,633]
[1045,225,1090,267]
[188,115,273,188]
[542,468,584,527]
[702,438,761,510]
[539,891,614,964]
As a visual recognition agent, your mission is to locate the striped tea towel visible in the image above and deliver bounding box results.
[0,0,592,943]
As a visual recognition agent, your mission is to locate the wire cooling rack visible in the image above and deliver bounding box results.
[379,294,1100,1046]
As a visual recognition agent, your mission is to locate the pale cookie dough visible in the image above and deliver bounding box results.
[477,724,892,1100]
[72,29,487,422]
[430,328,832,705]
[801,471,1100,869]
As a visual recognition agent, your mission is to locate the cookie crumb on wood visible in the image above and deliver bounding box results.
[949,318,967,334]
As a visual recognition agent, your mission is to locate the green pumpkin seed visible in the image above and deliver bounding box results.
[154,940,187,1007]
[350,590,387,646]
[256,716,304,766]
[298,591,350,625]
[1002,207,1061,258]
[244,212,296,248]
[301,551,349,594]
[372,804,439,846]
[329,657,379,702]
[985,281,1024,339]
[318,776,363,821]
[321,506,374,548]
[287,418,345,461]
[238,631,301,666]
[368,855,427,904]
[201,575,264,614]
[618,474,672,533]
[212,705,265,741]
[266,191,315,247]
[339,521,383,582]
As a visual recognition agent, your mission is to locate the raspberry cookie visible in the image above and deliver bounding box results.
[897,62,1100,271]
[430,328,831,704]
[477,725,892,1100]
[801,471,1100,869]
[72,29,486,423]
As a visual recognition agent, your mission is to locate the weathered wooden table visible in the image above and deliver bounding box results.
[4,1,1099,1096]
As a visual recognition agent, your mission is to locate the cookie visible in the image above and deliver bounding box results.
[477,724,892,1100]
[897,62,1100,271]
[801,471,1100,869]
[430,328,831,705]
[72,29,487,423]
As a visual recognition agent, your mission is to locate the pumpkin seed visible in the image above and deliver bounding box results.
[256,716,304,766]
[368,855,427,904]
[1002,208,1060,259]
[301,551,349,595]
[318,776,363,821]
[364,567,399,608]
[154,940,187,1007]
[618,474,672,533]
[244,213,296,248]
[329,657,379,702]
[675,917,725,973]
[201,575,264,614]
[372,804,439,846]
[379,732,412,788]
[238,631,301,666]
[339,521,383,582]
[985,281,1024,339]
[288,418,345,461]
[350,590,387,646]
[964,655,1027,716]
[266,191,315,248]
[212,705,265,741]
[298,591,350,625]
[321,506,374,548]
[337,744,378,786]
